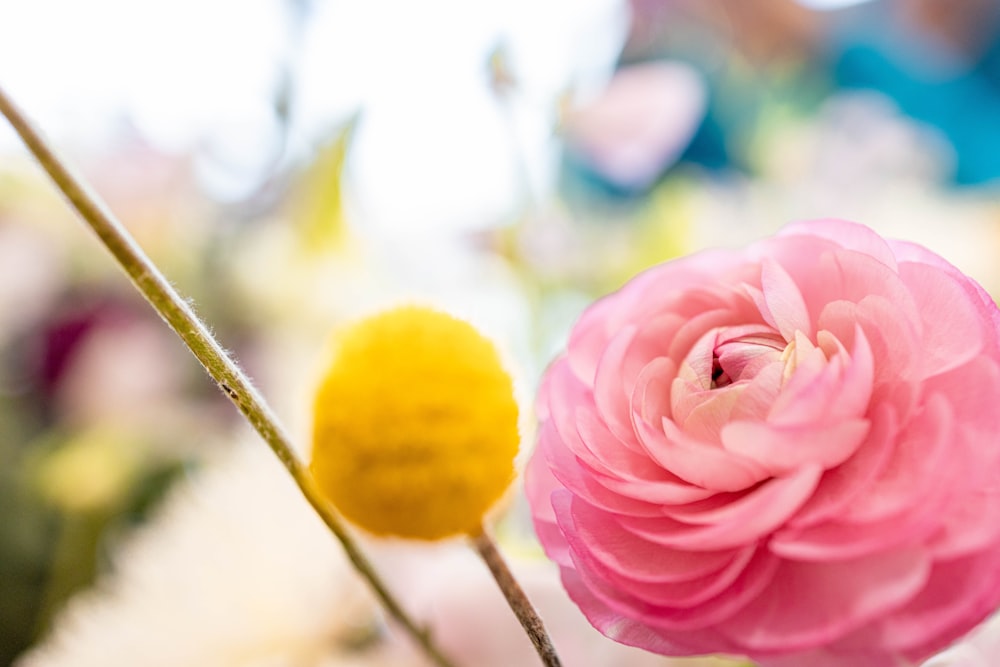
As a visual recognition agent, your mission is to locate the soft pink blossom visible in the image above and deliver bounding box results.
[563,61,707,190]
[526,219,1000,666]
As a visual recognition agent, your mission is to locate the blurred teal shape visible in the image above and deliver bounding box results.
[833,1,1000,184]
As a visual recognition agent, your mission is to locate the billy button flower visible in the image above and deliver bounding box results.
[310,305,563,666]
[310,305,519,539]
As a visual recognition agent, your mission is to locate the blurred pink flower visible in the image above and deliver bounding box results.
[526,219,1000,666]
[563,61,706,190]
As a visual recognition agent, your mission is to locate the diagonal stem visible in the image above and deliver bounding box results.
[0,84,456,667]
[471,528,563,667]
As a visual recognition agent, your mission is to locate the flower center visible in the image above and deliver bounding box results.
[672,326,790,443]
[709,329,787,389]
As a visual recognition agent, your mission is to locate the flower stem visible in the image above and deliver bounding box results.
[0,85,456,667]
[471,528,563,667]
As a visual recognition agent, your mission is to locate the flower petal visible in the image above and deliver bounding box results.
[718,549,930,652]
[615,465,822,550]
[635,414,769,491]
[898,261,985,378]
[871,549,1000,655]
[720,419,869,475]
[761,258,812,340]
[840,394,952,523]
[781,218,898,271]
[539,420,665,517]
[593,325,644,446]
[789,403,898,528]
[558,565,739,656]
[558,493,749,584]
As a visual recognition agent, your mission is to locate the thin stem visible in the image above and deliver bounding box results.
[0,85,456,667]
[471,528,563,667]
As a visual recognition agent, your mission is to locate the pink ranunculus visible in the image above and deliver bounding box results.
[525,219,1000,666]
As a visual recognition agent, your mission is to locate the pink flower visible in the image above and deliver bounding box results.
[525,219,1000,666]
[563,61,707,190]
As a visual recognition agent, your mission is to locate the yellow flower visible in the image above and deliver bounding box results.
[310,306,520,540]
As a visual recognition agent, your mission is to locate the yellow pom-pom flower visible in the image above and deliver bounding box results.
[310,306,520,540]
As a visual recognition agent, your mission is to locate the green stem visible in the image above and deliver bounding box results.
[0,85,455,667]
[471,528,563,667]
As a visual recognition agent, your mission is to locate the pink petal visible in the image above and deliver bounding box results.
[631,356,677,422]
[545,359,597,448]
[927,487,1000,560]
[767,328,874,427]
[780,218,899,271]
[891,238,1000,339]
[853,294,922,384]
[631,358,771,491]
[870,549,1000,655]
[729,361,784,421]
[595,476,715,506]
[720,419,870,475]
[657,489,750,523]
[593,325,645,447]
[841,394,953,523]
[819,295,921,385]
[566,293,621,385]
[525,444,561,524]
[718,549,930,652]
[789,403,898,528]
[669,377,714,426]
[589,467,716,506]
[539,418,663,515]
[823,248,920,322]
[557,566,739,656]
[553,492,744,583]
[814,329,874,418]
[678,386,744,444]
[769,508,939,561]
[666,308,759,364]
[675,328,718,390]
[565,528,781,633]
[567,249,751,387]
[929,358,1000,426]
[575,536,758,608]
[543,373,678,508]
[715,325,785,382]
[574,407,681,483]
[764,341,839,424]
[622,312,689,386]
[636,414,769,491]
[922,358,1000,482]
[751,232,907,334]
[547,388,620,480]
[898,262,985,378]
[615,465,822,550]
[814,299,859,350]
[746,234,845,321]
[567,522,754,610]
[761,258,812,340]
[523,456,572,566]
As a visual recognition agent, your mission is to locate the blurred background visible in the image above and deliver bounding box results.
[3,0,1000,665]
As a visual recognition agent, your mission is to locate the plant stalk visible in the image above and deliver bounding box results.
[0,84,455,667]
[471,528,563,667]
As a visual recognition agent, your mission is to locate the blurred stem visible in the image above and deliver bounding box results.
[471,528,563,667]
[0,85,456,667]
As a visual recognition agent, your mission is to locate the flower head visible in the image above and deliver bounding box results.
[311,306,520,540]
[526,220,1000,666]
